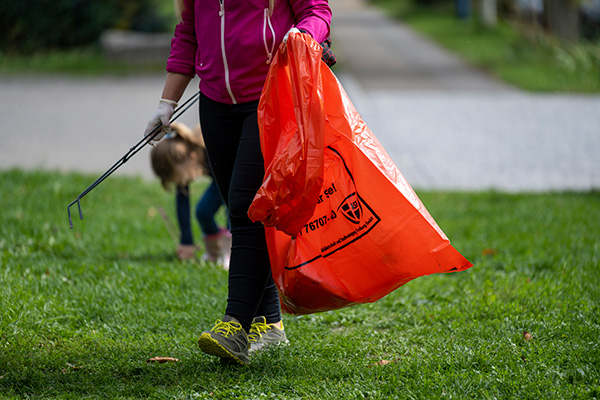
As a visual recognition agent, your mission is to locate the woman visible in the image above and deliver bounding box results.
[144,0,332,364]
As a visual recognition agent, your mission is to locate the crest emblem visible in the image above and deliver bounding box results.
[338,193,362,224]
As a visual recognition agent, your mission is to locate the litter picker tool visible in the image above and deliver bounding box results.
[67,91,200,229]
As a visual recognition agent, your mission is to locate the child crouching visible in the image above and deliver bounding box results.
[150,122,231,268]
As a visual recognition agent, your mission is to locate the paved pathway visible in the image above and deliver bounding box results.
[1,75,201,181]
[1,0,599,191]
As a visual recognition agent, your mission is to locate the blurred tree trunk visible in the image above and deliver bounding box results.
[544,0,580,42]
[480,0,498,26]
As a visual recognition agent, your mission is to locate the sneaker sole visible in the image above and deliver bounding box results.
[197,332,249,365]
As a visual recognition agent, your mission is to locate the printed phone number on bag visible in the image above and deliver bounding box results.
[297,211,338,236]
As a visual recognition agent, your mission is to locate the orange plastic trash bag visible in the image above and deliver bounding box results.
[248,33,473,315]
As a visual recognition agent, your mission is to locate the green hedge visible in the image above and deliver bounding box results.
[0,0,171,54]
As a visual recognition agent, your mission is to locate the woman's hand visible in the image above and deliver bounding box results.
[144,72,193,144]
[144,99,177,144]
[283,27,301,44]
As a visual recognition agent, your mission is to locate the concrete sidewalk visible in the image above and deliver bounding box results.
[1,0,599,191]
[1,75,201,182]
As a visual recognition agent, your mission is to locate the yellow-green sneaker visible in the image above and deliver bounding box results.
[197,316,249,364]
[248,316,289,354]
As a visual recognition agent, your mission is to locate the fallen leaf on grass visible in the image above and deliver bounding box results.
[482,248,498,257]
[147,357,180,364]
[523,331,532,341]
[61,363,82,373]
[370,359,397,367]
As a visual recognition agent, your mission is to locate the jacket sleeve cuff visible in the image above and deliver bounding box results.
[296,15,330,44]
[166,61,196,77]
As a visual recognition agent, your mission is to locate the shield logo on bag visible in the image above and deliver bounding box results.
[338,193,362,224]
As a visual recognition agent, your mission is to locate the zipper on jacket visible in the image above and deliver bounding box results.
[263,9,276,64]
[219,0,237,104]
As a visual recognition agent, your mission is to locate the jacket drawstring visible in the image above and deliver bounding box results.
[219,0,237,103]
[263,9,276,64]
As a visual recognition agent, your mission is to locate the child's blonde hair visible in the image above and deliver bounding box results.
[268,0,276,16]
[150,122,207,190]
[174,0,276,19]
[174,0,184,20]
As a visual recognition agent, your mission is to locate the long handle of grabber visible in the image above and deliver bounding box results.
[68,91,201,228]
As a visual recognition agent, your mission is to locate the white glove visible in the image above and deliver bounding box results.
[144,99,178,144]
[282,27,301,44]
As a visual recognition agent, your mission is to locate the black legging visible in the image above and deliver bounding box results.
[199,93,281,332]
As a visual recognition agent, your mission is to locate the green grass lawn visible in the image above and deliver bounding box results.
[1,169,599,399]
[0,47,167,76]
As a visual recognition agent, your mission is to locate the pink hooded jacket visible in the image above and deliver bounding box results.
[167,0,332,105]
